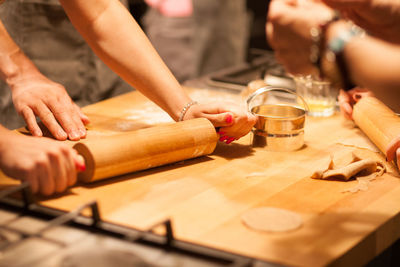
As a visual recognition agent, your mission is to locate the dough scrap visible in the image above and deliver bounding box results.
[322,159,377,180]
[311,155,334,179]
[311,151,385,181]
[342,162,386,193]
[241,207,303,233]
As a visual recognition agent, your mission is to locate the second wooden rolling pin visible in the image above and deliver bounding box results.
[353,96,400,158]
[73,118,218,182]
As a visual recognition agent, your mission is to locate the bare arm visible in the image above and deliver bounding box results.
[59,0,190,121]
[58,0,256,141]
[0,20,88,140]
[327,21,400,94]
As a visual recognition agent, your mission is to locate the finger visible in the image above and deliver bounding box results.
[38,160,55,196]
[226,137,236,144]
[386,137,400,162]
[68,103,87,138]
[25,173,39,194]
[65,148,79,187]
[352,91,373,102]
[218,113,257,139]
[69,105,87,139]
[396,148,400,170]
[338,89,350,102]
[203,113,234,128]
[219,135,229,142]
[33,103,68,140]
[219,123,251,139]
[74,104,90,125]
[20,107,43,137]
[50,152,68,193]
[49,100,83,141]
[340,102,353,120]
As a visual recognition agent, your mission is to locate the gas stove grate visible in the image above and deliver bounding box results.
[0,183,281,267]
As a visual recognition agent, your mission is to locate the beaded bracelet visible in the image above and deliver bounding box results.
[309,11,341,75]
[178,100,198,121]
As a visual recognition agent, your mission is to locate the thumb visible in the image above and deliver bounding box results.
[203,112,234,128]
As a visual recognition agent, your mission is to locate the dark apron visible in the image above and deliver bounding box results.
[0,0,132,129]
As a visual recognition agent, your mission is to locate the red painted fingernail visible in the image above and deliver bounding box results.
[219,136,229,142]
[225,114,233,123]
[226,137,235,144]
[217,131,226,135]
[76,162,86,172]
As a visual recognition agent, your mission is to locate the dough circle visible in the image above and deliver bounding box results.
[241,207,303,233]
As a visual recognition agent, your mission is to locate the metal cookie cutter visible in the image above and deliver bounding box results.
[247,86,309,151]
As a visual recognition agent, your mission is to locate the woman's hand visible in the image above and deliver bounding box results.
[338,88,374,120]
[11,73,89,141]
[184,101,257,144]
[0,130,85,195]
[266,0,334,75]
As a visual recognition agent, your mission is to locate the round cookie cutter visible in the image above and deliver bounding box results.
[247,87,308,151]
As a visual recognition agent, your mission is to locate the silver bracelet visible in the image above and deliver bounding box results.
[178,100,198,121]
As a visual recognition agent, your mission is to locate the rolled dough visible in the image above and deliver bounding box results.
[241,207,303,233]
[311,152,385,181]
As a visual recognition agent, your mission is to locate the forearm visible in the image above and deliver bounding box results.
[327,22,400,94]
[0,124,14,158]
[0,20,41,88]
[59,0,191,121]
[346,37,400,93]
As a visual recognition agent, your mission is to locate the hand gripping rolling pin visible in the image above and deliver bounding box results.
[353,96,400,168]
[73,118,218,182]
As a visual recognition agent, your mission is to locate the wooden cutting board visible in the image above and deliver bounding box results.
[1,87,400,267]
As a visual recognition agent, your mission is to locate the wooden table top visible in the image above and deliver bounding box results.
[1,87,400,267]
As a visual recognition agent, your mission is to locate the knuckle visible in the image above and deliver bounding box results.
[36,154,50,168]
[19,106,32,116]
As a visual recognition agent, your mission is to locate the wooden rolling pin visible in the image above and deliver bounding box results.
[353,96,400,157]
[73,118,218,182]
